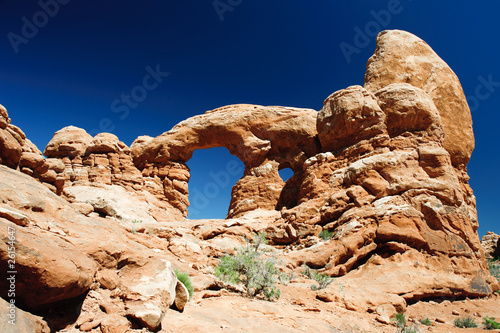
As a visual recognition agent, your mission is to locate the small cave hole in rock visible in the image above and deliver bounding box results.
[187,147,244,219]
[276,166,298,210]
[278,167,294,182]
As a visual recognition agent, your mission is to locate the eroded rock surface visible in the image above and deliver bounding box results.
[0,29,498,333]
[44,127,183,220]
[364,29,474,166]
[132,105,319,217]
[482,231,500,259]
[0,105,65,193]
[0,166,182,331]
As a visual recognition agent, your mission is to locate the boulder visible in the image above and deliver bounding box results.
[0,206,30,226]
[100,314,129,333]
[122,259,177,331]
[0,219,97,309]
[174,279,190,311]
[0,127,22,168]
[44,126,93,158]
[0,104,9,129]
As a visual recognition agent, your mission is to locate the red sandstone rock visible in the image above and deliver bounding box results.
[364,30,474,166]
[0,104,9,129]
[0,125,21,168]
[0,106,65,192]
[0,165,181,331]
[44,127,184,220]
[482,232,500,259]
[0,29,497,333]
[44,126,93,158]
[133,105,319,217]
[317,85,387,153]
[0,297,50,333]
[0,218,97,309]
[100,314,129,333]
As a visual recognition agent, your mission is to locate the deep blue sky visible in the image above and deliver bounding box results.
[0,1,498,236]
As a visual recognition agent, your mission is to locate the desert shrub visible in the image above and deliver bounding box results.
[310,271,333,290]
[394,313,406,330]
[215,233,281,300]
[453,316,477,328]
[302,263,312,278]
[132,219,142,223]
[301,264,333,290]
[319,229,333,241]
[175,269,194,299]
[393,313,419,333]
[419,317,432,326]
[483,317,500,330]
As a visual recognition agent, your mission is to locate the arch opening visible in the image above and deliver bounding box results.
[186,146,244,219]
[276,164,299,211]
[278,167,294,182]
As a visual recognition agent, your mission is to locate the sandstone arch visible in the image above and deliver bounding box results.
[131,104,320,217]
[34,30,498,306]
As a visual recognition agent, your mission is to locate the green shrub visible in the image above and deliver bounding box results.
[175,269,194,300]
[319,229,333,241]
[215,233,281,301]
[301,264,333,290]
[453,316,477,328]
[419,317,432,326]
[302,264,312,278]
[310,271,333,290]
[394,313,406,330]
[132,219,142,223]
[483,317,500,330]
[393,313,419,333]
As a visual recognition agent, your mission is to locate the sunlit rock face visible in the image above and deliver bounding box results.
[280,30,494,306]
[0,30,496,325]
[132,104,319,218]
[0,104,65,193]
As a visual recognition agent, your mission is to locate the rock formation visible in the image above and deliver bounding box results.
[0,104,65,193]
[482,231,500,259]
[0,165,185,331]
[131,105,319,218]
[43,126,184,221]
[126,31,495,306]
[0,29,498,332]
[364,30,475,167]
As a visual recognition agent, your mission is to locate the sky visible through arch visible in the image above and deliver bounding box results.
[0,1,499,236]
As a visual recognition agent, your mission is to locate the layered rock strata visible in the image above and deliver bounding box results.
[43,127,183,221]
[0,104,65,193]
